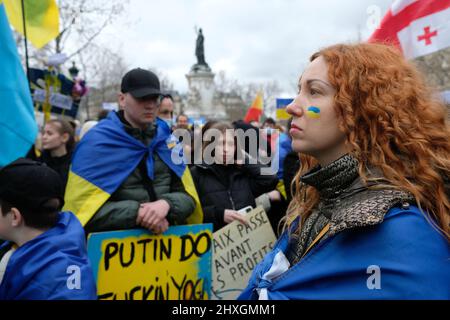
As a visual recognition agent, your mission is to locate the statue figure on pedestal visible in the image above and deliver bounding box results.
[196,28,206,66]
[192,27,210,71]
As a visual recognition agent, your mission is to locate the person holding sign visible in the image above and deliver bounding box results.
[191,121,278,231]
[64,68,202,235]
[239,43,450,300]
[0,159,96,300]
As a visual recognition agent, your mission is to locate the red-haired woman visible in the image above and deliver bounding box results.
[239,43,450,300]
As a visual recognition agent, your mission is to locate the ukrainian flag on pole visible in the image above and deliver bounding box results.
[3,0,59,49]
[0,2,37,167]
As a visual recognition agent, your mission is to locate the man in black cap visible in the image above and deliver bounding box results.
[64,68,198,235]
[0,158,96,299]
[118,68,162,129]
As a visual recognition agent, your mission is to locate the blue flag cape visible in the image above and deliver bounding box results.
[0,212,97,300]
[63,112,202,226]
[238,205,450,300]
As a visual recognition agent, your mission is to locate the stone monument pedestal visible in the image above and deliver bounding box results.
[185,64,227,121]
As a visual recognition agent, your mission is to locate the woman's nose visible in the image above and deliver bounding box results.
[286,100,303,117]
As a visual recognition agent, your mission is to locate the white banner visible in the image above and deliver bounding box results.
[33,89,73,110]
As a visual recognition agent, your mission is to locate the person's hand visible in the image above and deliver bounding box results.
[136,200,170,231]
[224,209,249,225]
[151,218,169,234]
[267,190,282,202]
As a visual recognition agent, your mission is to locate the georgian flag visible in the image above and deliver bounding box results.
[368,0,450,59]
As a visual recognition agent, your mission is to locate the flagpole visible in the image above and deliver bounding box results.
[20,0,30,85]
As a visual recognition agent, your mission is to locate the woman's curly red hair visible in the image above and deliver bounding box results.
[285,43,450,241]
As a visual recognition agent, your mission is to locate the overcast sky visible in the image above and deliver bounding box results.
[98,0,394,96]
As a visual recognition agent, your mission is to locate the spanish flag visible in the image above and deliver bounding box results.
[244,92,263,123]
[3,0,59,49]
[63,112,203,226]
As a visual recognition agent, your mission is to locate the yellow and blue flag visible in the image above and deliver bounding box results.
[275,98,293,121]
[3,0,59,49]
[63,112,203,226]
[0,3,37,167]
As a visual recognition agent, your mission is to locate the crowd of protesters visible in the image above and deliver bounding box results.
[0,42,449,300]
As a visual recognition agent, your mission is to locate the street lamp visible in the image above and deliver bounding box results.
[68,61,89,120]
[69,61,79,79]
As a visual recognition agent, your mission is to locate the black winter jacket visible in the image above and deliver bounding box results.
[39,150,72,187]
[190,163,278,231]
[27,146,72,188]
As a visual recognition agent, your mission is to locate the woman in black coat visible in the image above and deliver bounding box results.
[39,119,75,186]
[190,121,279,231]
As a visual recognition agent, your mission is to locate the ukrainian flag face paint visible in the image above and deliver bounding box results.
[306,106,321,119]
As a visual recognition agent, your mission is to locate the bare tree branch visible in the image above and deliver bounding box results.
[66,18,110,59]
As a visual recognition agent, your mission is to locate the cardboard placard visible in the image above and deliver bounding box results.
[87,224,213,300]
[211,207,276,300]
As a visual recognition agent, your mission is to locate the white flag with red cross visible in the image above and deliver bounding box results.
[368,0,450,59]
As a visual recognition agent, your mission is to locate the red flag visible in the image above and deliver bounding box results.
[368,0,450,59]
[244,92,263,123]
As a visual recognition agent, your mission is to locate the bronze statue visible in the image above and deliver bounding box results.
[195,28,207,66]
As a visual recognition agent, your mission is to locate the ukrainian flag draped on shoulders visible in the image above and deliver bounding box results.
[63,111,203,226]
[238,206,450,300]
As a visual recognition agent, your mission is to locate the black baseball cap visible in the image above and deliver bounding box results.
[121,68,161,98]
[0,158,64,212]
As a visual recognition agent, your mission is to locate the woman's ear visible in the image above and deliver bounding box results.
[10,207,24,228]
[118,93,126,109]
[61,132,70,144]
